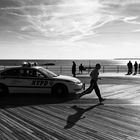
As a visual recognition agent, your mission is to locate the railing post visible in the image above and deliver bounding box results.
[103,66,105,73]
[60,66,62,74]
[117,66,119,73]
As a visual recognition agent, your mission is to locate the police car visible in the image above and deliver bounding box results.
[0,62,83,97]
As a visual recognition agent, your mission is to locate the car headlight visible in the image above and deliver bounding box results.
[74,81,81,85]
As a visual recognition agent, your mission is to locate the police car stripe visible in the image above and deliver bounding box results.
[3,77,54,80]
[4,77,71,82]
[7,85,52,89]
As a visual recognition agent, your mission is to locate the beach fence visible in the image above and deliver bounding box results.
[0,65,128,76]
[101,65,127,73]
[47,65,128,76]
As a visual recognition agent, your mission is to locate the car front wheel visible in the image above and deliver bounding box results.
[52,84,68,97]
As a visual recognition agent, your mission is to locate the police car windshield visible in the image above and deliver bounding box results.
[39,68,58,78]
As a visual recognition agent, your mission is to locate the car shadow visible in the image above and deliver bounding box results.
[0,93,77,109]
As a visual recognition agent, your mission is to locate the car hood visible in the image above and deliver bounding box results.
[54,75,81,83]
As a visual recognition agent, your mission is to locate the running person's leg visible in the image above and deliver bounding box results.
[93,81,104,102]
[78,79,94,97]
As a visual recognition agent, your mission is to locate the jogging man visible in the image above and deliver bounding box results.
[78,63,105,103]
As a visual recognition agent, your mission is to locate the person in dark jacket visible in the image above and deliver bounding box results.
[139,63,140,74]
[72,61,76,77]
[127,61,133,75]
[79,63,84,74]
[134,61,138,75]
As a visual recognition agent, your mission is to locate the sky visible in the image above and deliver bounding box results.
[0,0,140,59]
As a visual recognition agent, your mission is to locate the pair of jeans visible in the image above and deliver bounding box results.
[81,79,102,101]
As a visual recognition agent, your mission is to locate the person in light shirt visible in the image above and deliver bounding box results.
[78,63,105,103]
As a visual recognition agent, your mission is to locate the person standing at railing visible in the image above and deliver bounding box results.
[133,61,138,75]
[139,63,140,74]
[127,61,133,75]
[72,61,76,77]
[77,63,105,103]
[79,63,83,74]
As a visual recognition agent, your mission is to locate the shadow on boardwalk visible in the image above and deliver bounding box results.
[64,103,103,129]
[0,93,131,109]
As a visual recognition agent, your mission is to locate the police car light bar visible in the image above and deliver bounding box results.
[22,62,38,67]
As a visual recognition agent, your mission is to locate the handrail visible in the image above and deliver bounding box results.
[0,65,132,76]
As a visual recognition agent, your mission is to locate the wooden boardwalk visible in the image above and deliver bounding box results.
[0,75,140,140]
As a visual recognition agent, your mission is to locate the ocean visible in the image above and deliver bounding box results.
[0,59,128,66]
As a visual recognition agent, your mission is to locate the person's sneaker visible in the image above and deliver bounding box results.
[76,93,83,99]
[99,98,105,103]
[76,94,81,99]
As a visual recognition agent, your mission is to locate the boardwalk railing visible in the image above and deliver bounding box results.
[47,65,128,75]
[0,65,129,76]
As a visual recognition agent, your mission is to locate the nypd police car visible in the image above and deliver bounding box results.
[0,63,83,97]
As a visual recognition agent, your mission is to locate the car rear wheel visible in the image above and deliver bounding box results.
[0,85,9,97]
[52,84,68,97]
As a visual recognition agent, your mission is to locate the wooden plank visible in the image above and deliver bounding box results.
[1,83,140,139]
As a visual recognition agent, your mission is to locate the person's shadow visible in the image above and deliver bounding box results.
[64,103,102,129]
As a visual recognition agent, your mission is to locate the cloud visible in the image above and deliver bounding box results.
[101,0,140,16]
[0,0,105,40]
[132,29,140,32]
[0,0,21,8]
[123,16,140,25]
[1,0,140,42]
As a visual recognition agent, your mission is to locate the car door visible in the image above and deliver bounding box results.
[16,68,51,94]
[1,68,51,94]
[0,68,24,93]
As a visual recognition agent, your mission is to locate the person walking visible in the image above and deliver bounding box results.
[72,61,76,77]
[139,63,140,74]
[79,63,83,74]
[78,63,104,103]
[127,61,133,75]
[127,61,130,75]
[134,61,138,75]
